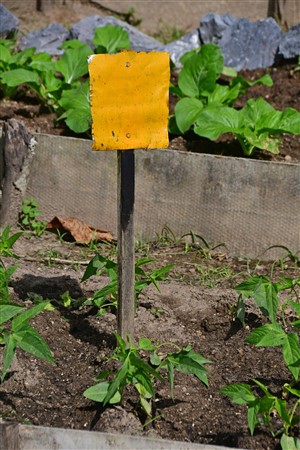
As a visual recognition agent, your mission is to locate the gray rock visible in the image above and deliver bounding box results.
[279,24,300,59]
[0,3,19,38]
[19,23,70,55]
[164,29,200,68]
[199,13,237,44]
[199,14,282,70]
[70,15,164,52]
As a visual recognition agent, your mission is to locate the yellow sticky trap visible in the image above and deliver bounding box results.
[88,51,170,150]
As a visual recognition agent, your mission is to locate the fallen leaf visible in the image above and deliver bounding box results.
[46,217,113,244]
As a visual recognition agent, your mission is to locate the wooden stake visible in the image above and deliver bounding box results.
[117,150,135,340]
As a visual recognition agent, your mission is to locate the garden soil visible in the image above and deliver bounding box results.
[0,2,300,449]
[0,231,299,450]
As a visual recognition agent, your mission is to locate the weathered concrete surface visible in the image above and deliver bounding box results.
[0,423,244,450]
[21,133,300,260]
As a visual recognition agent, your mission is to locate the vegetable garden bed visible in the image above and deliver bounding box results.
[0,8,299,450]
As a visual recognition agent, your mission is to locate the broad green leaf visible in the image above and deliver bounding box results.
[241,98,276,129]
[167,348,210,386]
[139,396,152,416]
[150,352,161,366]
[273,108,300,134]
[235,276,278,322]
[284,385,300,398]
[204,83,241,106]
[60,108,91,134]
[282,333,300,381]
[274,398,290,425]
[11,301,50,332]
[93,25,130,54]
[246,323,286,347]
[167,360,175,400]
[138,338,155,351]
[174,97,204,134]
[81,254,108,282]
[83,381,121,404]
[1,333,16,382]
[55,45,92,84]
[253,378,273,397]
[129,353,163,381]
[247,399,260,436]
[103,357,129,405]
[241,129,280,154]
[0,45,11,65]
[13,325,55,364]
[134,371,155,398]
[178,44,223,97]
[58,80,91,133]
[220,383,256,405]
[0,68,40,87]
[0,304,25,324]
[194,106,241,141]
[10,47,36,66]
[281,435,300,450]
[59,39,90,50]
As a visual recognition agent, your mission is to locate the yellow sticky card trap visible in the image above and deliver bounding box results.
[88,51,170,150]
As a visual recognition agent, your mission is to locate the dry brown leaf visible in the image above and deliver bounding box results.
[46,216,113,244]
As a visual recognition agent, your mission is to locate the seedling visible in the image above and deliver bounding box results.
[0,301,55,382]
[19,198,47,237]
[81,254,174,316]
[222,274,300,444]
[83,334,211,417]
[0,226,22,303]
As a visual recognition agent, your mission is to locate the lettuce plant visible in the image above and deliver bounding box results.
[171,43,300,156]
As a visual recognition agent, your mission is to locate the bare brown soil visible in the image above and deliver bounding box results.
[0,231,299,450]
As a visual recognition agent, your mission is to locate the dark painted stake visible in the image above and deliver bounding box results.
[117,150,135,340]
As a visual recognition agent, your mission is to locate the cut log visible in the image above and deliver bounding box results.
[0,119,33,226]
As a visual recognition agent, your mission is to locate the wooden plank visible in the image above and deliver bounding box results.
[117,150,135,340]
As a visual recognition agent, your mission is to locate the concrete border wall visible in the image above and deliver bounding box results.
[22,133,300,259]
[0,423,238,450]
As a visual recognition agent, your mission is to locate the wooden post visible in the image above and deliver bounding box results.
[117,150,135,340]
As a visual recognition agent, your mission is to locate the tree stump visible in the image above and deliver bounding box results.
[0,119,33,226]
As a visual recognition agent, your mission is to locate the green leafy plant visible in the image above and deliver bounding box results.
[0,226,22,303]
[83,334,211,417]
[0,25,132,135]
[81,254,174,315]
[0,301,55,382]
[221,274,300,445]
[0,227,54,382]
[171,43,300,156]
[220,381,300,443]
[19,198,47,237]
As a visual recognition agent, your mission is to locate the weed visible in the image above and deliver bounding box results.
[195,263,235,288]
[19,198,47,237]
[152,21,185,44]
[182,230,226,259]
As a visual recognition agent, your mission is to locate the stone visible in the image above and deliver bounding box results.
[0,3,19,38]
[198,13,237,44]
[19,23,70,55]
[164,30,201,68]
[279,24,300,59]
[199,13,282,70]
[70,15,164,53]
